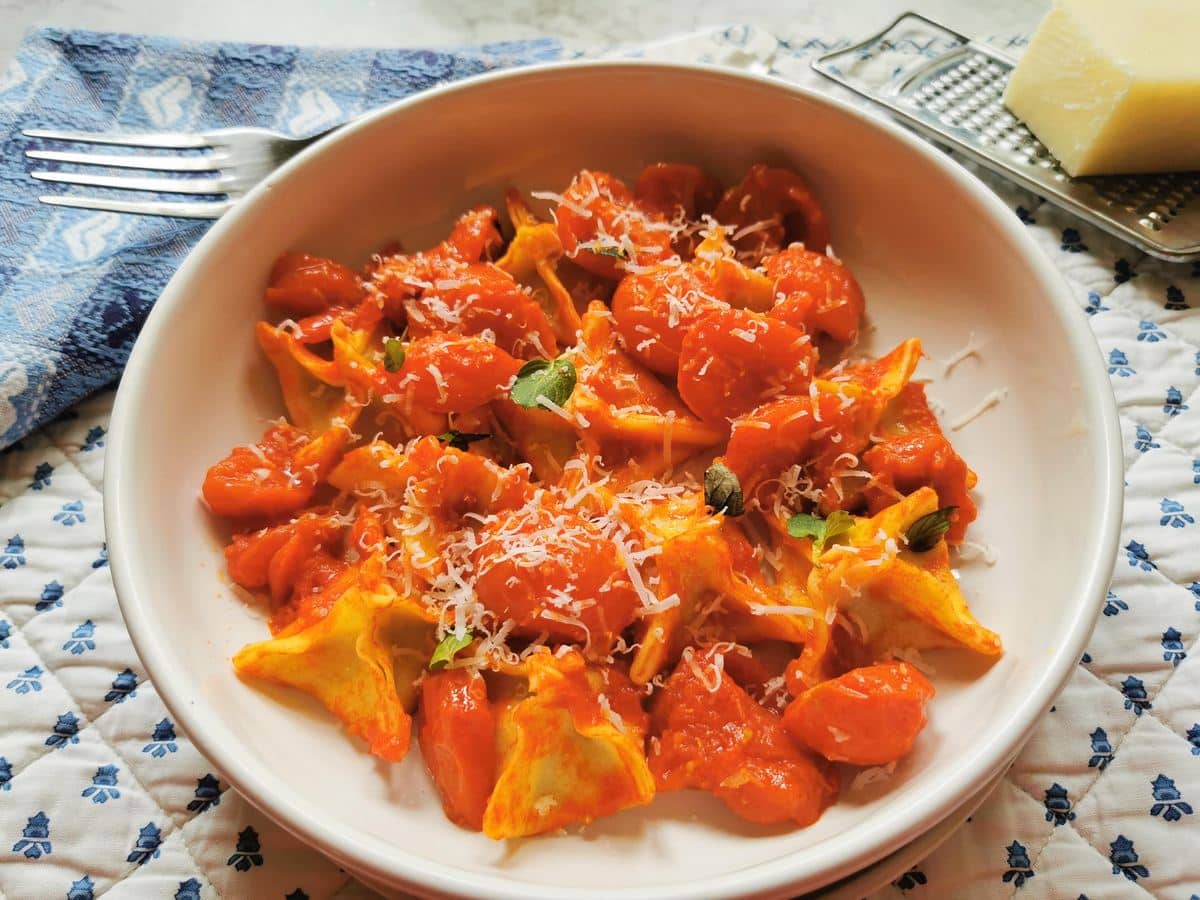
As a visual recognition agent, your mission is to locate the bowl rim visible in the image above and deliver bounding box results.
[105,57,1124,900]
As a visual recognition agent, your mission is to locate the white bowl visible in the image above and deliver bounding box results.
[106,61,1122,899]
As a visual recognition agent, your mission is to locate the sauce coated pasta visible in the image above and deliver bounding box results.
[202,162,1001,839]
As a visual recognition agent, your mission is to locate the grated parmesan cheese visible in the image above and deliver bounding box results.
[746,602,817,618]
[850,761,897,792]
[531,189,591,219]
[596,692,626,733]
[731,219,778,242]
[942,331,981,376]
[955,540,998,566]
[949,388,1007,431]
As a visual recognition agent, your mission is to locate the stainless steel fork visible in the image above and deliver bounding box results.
[22,124,343,219]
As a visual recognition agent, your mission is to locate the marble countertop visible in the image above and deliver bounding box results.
[0,0,1048,69]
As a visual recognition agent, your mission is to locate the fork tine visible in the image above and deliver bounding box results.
[31,170,229,196]
[37,194,232,219]
[25,149,221,172]
[22,128,209,150]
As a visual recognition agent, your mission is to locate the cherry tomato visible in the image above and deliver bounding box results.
[783,662,935,765]
[575,302,693,416]
[635,163,722,219]
[443,204,505,261]
[649,648,838,826]
[281,298,384,345]
[554,170,675,279]
[405,263,558,360]
[398,436,533,526]
[283,552,349,631]
[418,668,498,831]
[224,512,352,632]
[677,307,816,425]
[610,263,726,375]
[202,423,329,519]
[265,253,363,315]
[720,394,828,492]
[371,206,503,311]
[225,513,337,592]
[765,247,865,344]
[714,164,830,265]
[383,334,521,414]
[634,163,721,258]
[472,504,639,654]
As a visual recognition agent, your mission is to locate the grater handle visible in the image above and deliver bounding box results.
[812,12,968,87]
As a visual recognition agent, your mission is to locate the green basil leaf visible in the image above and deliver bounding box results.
[786,512,826,542]
[704,462,744,517]
[510,357,577,410]
[787,509,855,553]
[436,431,491,451]
[904,506,958,553]
[428,629,474,671]
[822,510,855,548]
[383,337,406,372]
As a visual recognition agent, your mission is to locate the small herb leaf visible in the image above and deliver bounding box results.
[822,510,855,548]
[437,431,491,451]
[429,630,474,671]
[510,357,577,410]
[786,513,826,542]
[704,463,744,517]
[587,243,630,260]
[383,337,406,372]
[787,509,855,553]
[904,506,958,553]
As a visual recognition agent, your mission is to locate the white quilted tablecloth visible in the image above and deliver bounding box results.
[1,25,1199,900]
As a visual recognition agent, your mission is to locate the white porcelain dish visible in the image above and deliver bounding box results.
[105,61,1123,899]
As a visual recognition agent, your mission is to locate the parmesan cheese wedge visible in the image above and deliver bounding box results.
[1003,0,1200,176]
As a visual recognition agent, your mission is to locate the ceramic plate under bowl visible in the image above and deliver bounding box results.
[345,761,1012,900]
[106,61,1122,900]
[810,762,1010,900]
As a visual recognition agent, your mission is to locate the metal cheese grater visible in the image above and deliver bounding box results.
[811,12,1200,263]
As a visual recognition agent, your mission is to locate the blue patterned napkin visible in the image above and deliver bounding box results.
[0,28,564,452]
